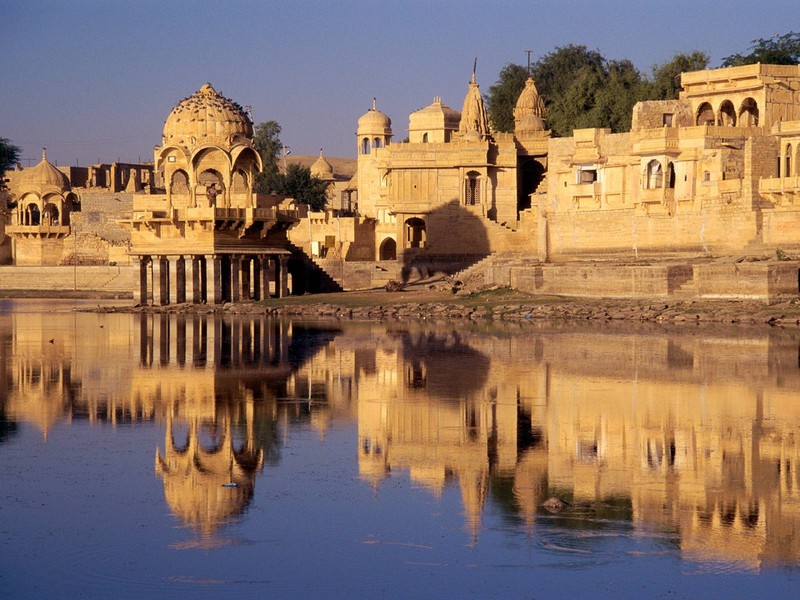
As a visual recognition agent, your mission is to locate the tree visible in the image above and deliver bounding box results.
[0,137,21,186]
[271,163,329,211]
[253,120,282,194]
[647,51,710,100]
[722,32,800,67]
[486,63,528,133]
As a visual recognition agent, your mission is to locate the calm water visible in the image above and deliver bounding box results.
[2,300,800,599]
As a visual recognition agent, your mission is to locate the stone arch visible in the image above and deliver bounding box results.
[26,202,40,226]
[464,170,481,206]
[718,100,736,126]
[361,137,370,154]
[232,168,248,192]
[373,137,383,149]
[404,217,426,249]
[42,202,60,225]
[696,102,715,126]
[786,143,794,177]
[170,169,190,194]
[422,132,429,143]
[645,159,663,189]
[739,98,759,126]
[379,237,397,260]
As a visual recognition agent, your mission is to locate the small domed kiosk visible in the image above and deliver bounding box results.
[121,84,298,306]
[5,149,80,265]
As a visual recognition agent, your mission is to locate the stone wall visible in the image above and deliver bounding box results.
[0,265,134,296]
[510,263,692,299]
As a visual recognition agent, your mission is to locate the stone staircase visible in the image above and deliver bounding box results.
[286,243,344,293]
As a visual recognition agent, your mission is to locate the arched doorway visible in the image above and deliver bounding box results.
[379,237,397,260]
[518,158,545,211]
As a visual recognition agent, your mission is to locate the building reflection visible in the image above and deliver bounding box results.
[3,312,800,565]
[296,321,800,566]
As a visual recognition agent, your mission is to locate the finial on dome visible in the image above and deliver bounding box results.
[372,97,377,111]
[199,83,217,96]
[319,148,324,156]
[471,57,477,84]
[42,147,47,161]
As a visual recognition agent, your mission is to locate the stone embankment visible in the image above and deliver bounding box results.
[100,287,800,327]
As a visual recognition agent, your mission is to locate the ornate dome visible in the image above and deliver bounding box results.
[357,99,392,134]
[310,150,334,180]
[162,83,253,148]
[514,77,547,134]
[19,149,70,192]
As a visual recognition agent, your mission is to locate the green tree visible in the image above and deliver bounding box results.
[253,120,282,194]
[592,59,646,133]
[486,63,528,133]
[722,32,800,67]
[0,137,21,185]
[271,163,329,211]
[647,51,710,100]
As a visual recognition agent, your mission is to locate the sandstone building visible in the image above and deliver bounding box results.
[305,63,800,302]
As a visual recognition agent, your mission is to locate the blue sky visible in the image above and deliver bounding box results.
[1,0,796,167]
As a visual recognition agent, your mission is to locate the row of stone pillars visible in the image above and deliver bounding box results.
[134,253,290,305]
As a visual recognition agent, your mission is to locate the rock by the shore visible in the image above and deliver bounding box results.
[91,290,800,328]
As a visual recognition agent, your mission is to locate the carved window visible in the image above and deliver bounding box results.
[578,168,597,184]
[787,144,793,178]
[422,133,428,143]
[645,160,663,189]
[465,171,480,205]
[373,137,382,149]
[361,137,370,155]
[666,162,675,189]
[662,113,673,127]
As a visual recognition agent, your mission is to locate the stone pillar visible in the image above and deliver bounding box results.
[241,256,252,301]
[206,255,223,304]
[259,256,271,299]
[277,256,289,298]
[153,256,169,305]
[168,256,183,305]
[185,256,202,304]
[251,256,262,301]
[230,255,241,302]
[134,256,149,305]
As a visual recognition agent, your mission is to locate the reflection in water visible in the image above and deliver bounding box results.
[3,310,800,569]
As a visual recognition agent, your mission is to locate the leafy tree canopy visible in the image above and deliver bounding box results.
[486,47,714,137]
[253,120,282,194]
[270,163,329,212]
[0,137,21,185]
[721,32,800,67]
[647,51,710,100]
[487,45,645,137]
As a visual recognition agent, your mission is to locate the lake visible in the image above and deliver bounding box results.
[2,300,800,599]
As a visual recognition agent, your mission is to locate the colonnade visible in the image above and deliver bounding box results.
[138,314,291,369]
[133,252,291,305]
